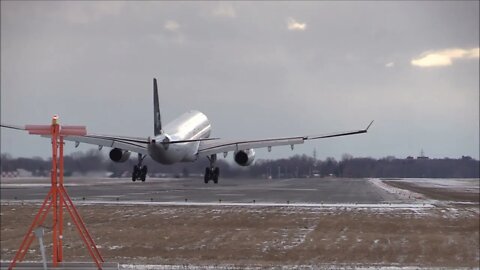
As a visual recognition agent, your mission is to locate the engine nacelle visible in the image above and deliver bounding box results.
[109,148,131,163]
[234,149,255,166]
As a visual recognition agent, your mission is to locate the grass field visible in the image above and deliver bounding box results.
[1,203,478,268]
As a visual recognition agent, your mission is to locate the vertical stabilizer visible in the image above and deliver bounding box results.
[153,78,162,135]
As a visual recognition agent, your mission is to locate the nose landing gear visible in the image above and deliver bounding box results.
[204,154,219,184]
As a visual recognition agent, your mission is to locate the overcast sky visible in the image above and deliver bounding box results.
[1,1,479,161]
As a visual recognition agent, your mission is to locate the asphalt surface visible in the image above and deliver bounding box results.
[0,177,399,203]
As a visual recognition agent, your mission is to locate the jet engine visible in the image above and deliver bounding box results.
[234,149,255,166]
[109,148,131,162]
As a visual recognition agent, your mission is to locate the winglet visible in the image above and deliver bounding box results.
[365,120,374,131]
[153,78,163,136]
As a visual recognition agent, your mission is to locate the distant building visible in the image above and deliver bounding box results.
[1,170,19,178]
[417,149,429,160]
[0,169,32,177]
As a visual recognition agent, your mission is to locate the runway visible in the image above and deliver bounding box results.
[0,177,402,204]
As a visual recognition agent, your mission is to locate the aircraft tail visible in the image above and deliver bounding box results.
[153,78,162,135]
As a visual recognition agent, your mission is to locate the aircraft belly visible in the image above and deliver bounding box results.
[181,142,200,162]
[148,144,184,165]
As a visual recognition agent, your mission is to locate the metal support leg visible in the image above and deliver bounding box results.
[137,153,146,167]
[207,154,217,169]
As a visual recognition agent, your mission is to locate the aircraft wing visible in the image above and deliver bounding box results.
[0,123,149,155]
[197,121,374,157]
[0,123,25,131]
[59,134,149,155]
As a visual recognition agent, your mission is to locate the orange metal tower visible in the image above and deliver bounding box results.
[8,116,104,270]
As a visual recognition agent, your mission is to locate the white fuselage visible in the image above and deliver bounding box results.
[147,110,211,164]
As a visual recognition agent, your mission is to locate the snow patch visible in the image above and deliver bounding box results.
[117,264,476,270]
[390,178,479,193]
[1,199,435,210]
[369,178,428,201]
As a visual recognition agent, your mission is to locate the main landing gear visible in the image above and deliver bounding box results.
[204,154,220,184]
[132,153,147,182]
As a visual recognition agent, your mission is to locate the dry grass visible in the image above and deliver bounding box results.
[1,204,479,268]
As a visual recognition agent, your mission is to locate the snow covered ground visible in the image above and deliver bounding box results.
[387,178,479,193]
[369,178,479,204]
[2,261,474,270]
[0,199,435,210]
[119,263,478,269]
[1,201,477,269]
[368,178,428,201]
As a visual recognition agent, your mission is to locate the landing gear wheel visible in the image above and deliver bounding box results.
[204,168,210,184]
[204,167,220,184]
[132,165,140,182]
[205,154,219,184]
[213,167,219,184]
[140,165,148,182]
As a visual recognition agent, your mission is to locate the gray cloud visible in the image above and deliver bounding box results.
[1,1,479,160]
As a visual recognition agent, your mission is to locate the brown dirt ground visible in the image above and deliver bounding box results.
[1,203,479,268]
[385,181,480,202]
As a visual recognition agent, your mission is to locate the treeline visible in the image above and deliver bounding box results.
[1,151,479,178]
[250,155,479,178]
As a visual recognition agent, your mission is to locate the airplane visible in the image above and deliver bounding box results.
[1,78,373,184]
